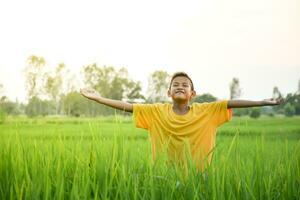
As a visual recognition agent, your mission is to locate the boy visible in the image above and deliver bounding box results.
[80,72,282,170]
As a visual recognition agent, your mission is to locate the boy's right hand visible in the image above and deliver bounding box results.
[80,88,101,100]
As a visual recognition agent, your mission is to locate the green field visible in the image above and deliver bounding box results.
[0,116,299,199]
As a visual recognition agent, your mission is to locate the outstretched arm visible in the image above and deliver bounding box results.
[227,98,283,109]
[80,88,133,112]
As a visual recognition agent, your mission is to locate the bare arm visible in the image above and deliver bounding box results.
[227,98,283,109]
[80,88,133,112]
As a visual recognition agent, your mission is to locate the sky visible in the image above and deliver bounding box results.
[0,0,299,102]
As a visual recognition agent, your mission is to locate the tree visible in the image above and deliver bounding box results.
[83,64,143,101]
[109,67,128,100]
[271,86,284,114]
[44,63,66,114]
[0,107,5,124]
[298,79,300,94]
[229,78,241,99]
[272,86,282,99]
[250,108,261,118]
[284,103,295,117]
[81,64,144,115]
[0,84,23,116]
[294,94,300,115]
[192,93,217,103]
[1,100,17,115]
[24,55,46,99]
[83,64,115,98]
[25,97,55,117]
[0,84,6,123]
[147,70,170,102]
[65,73,78,95]
[61,92,86,117]
[44,63,64,99]
[0,83,4,97]
[279,81,300,115]
[124,81,145,102]
[233,108,251,117]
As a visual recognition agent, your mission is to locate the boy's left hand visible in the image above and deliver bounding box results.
[263,98,284,105]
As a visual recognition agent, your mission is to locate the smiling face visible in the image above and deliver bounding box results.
[168,76,196,103]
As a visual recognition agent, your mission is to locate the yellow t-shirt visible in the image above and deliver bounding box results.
[133,100,232,170]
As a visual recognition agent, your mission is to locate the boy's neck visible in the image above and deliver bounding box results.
[172,101,190,115]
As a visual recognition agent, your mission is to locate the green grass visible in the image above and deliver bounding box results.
[0,116,299,199]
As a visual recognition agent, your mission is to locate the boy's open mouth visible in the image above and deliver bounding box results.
[175,90,185,94]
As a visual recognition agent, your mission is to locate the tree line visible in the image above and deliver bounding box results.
[0,55,300,120]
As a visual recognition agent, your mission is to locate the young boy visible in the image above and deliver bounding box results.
[80,72,282,170]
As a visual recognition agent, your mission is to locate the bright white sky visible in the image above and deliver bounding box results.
[0,0,299,102]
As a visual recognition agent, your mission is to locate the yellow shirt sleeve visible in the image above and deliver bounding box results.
[132,103,155,130]
[205,100,233,127]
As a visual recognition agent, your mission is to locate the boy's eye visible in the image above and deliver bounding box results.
[172,83,189,87]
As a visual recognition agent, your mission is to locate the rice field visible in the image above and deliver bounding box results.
[0,116,299,199]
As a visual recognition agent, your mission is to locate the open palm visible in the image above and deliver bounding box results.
[80,88,101,100]
[263,98,284,105]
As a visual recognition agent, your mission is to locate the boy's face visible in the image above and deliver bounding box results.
[168,76,196,102]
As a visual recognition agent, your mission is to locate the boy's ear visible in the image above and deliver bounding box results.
[167,90,171,97]
[190,90,196,99]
